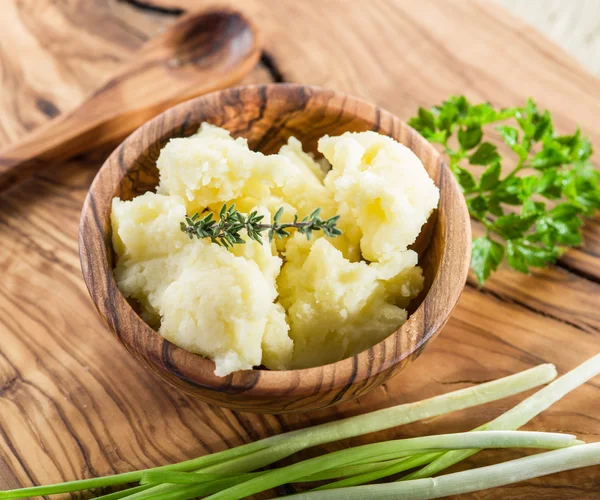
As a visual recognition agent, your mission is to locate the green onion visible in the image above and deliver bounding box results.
[270,364,557,450]
[114,364,557,500]
[140,471,258,486]
[317,352,600,491]
[93,485,153,499]
[149,457,428,488]
[121,448,295,500]
[0,363,556,500]
[296,458,419,482]
[139,476,255,500]
[146,458,425,492]
[284,443,600,500]
[202,431,576,500]
[0,444,267,500]
[403,352,600,481]
[311,453,442,490]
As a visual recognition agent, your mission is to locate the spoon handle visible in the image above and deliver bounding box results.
[0,9,261,193]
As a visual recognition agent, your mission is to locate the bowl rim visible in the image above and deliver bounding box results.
[79,83,471,406]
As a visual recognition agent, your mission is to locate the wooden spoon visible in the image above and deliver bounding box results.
[0,8,261,192]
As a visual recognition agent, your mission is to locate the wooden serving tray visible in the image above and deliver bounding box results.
[0,0,598,498]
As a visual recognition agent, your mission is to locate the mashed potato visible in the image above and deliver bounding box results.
[278,235,420,368]
[111,125,439,375]
[278,136,327,182]
[319,131,439,262]
[112,193,291,375]
[156,124,287,213]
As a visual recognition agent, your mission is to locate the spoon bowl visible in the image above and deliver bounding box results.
[79,84,471,414]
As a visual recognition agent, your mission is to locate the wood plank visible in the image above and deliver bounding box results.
[0,0,171,144]
[498,0,600,77]
[151,0,600,280]
[0,0,599,498]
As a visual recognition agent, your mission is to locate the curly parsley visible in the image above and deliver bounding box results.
[409,96,600,285]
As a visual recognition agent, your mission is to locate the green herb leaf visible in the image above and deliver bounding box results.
[479,162,502,191]
[506,239,529,273]
[471,237,505,285]
[469,143,500,165]
[418,108,436,132]
[454,167,477,194]
[562,163,600,215]
[512,143,529,162]
[435,103,459,132]
[534,169,562,199]
[556,128,582,152]
[274,207,284,223]
[464,103,499,126]
[427,130,449,144]
[522,200,546,216]
[491,176,522,205]
[409,107,438,136]
[530,139,570,169]
[467,196,488,219]
[458,125,483,150]
[519,176,539,200]
[180,205,341,248]
[487,198,504,216]
[574,137,592,162]
[536,203,583,246]
[411,95,598,284]
[493,213,538,240]
[516,99,553,142]
[496,125,519,148]
[507,238,560,273]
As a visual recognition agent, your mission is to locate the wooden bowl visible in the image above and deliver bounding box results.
[79,84,471,414]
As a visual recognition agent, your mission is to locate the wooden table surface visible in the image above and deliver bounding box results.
[1,1,599,498]
[498,0,600,77]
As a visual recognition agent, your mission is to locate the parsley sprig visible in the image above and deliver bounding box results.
[409,96,600,285]
[180,203,342,248]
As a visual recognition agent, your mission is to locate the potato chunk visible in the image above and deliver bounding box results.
[319,131,439,262]
[112,193,291,376]
[279,236,419,369]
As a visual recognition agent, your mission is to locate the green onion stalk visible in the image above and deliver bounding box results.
[0,363,555,499]
[315,352,600,491]
[402,352,600,481]
[285,443,600,500]
[200,431,578,500]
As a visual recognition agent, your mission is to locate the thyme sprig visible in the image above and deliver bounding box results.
[180,203,342,248]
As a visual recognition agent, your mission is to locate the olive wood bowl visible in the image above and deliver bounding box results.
[79,83,471,414]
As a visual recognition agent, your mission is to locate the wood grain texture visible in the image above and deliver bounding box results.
[1,0,599,498]
[148,0,600,282]
[79,83,470,413]
[498,0,600,77]
[0,8,261,192]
